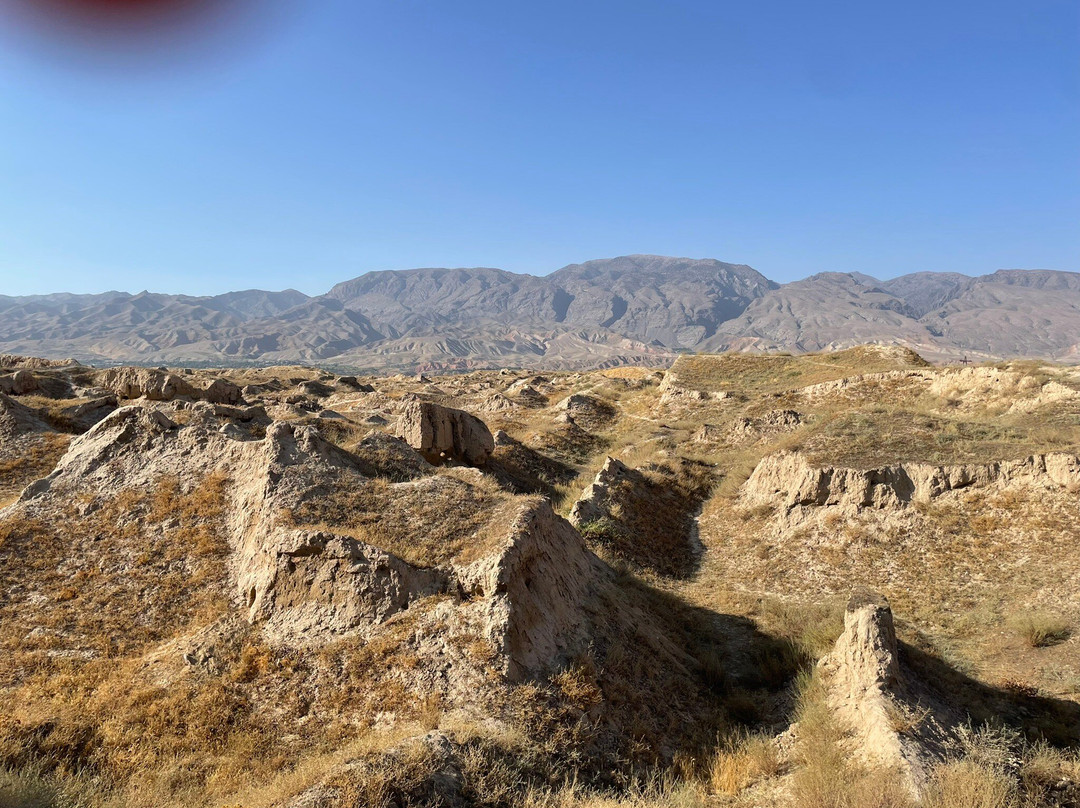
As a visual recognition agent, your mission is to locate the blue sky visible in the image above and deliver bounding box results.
[0,0,1077,296]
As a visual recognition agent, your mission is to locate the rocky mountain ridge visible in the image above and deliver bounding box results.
[2,255,1078,369]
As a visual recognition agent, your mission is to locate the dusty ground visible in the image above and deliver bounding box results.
[0,347,1078,807]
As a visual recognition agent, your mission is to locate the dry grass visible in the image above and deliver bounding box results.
[667,346,927,396]
[754,597,846,661]
[707,730,780,795]
[800,406,1080,468]
[521,779,707,807]
[283,469,512,567]
[2,354,1080,807]
[573,460,715,577]
[790,672,914,808]
[1007,612,1072,649]
[0,470,291,806]
[694,471,1080,702]
[923,725,1026,808]
[0,765,109,808]
[1019,741,1080,803]
[924,762,1018,808]
[0,433,70,500]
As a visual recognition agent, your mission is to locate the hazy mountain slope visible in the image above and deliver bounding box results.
[0,291,371,364]
[923,271,1080,360]
[878,272,972,318]
[0,258,1077,367]
[196,299,386,362]
[325,267,559,330]
[331,324,676,373]
[705,272,937,354]
[0,291,247,359]
[325,256,776,348]
[549,255,777,347]
[0,291,132,313]
[203,288,311,319]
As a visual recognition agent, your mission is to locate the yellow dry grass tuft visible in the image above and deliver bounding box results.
[1007,612,1073,649]
[707,730,780,796]
[925,761,1017,808]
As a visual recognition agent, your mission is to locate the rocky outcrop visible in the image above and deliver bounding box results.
[18,407,209,501]
[354,430,433,480]
[569,456,635,526]
[19,410,435,646]
[298,380,334,398]
[0,392,52,440]
[98,367,197,401]
[795,369,931,400]
[742,451,1080,513]
[0,354,79,370]
[455,500,606,681]
[282,731,466,808]
[728,409,803,443]
[0,370,39,395]
[475,393,517,413]
[657,370,731,405]
[819,589,957,795]
[927,366,1080,414]
[504,378,549,407]
[53,395,119,432]
[399,398,494,465]
[202,378,243,405]
[659,384,729,405]
[246,528,449,641]
[554,393,617,430]
[569,456,711,577]
[692,423,725,443]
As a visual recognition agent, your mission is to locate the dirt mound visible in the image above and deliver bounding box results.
[474,392,517,412]
[0,391,738,806]
[929,365,1080,413]
[7,349,1078,806]
[0,370,39,396]
[742,450,1080,516]
[819,589,959,795]
[657,370,730,405]
[0,355,79,370]
[399,397,495,465]
[353,429,434,480]
[250,527,451,642]
[0,392,52,441]
[97,367,198,401]
[570,456,714,577]
[202,377,243,405]
[504,377,550,407]
[728,409,804,444]
[456,499,607,680]
[48,395,119,432]
[13,405,607,680]
[554,393,617,430]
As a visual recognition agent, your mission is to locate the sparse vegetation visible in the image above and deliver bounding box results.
[925,761,1017,808]
[789,671,914,808]
[1008,612,1073,649]
[0,433,70,500]
[707,730,780,795]
[1,350,1079,807]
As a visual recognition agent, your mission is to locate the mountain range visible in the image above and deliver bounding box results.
[1,255,1078,370]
